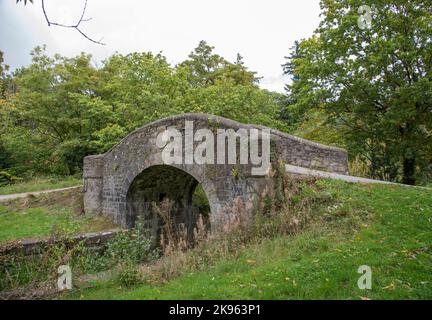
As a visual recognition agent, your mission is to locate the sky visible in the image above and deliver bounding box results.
[0,0,321,92]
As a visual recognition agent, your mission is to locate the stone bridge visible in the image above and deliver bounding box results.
[83,113,348,238]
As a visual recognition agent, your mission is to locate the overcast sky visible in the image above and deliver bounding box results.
[0,0,321,92]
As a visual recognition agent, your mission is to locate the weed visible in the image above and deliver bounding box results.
[115,261,144,288]
[0,222,158,297]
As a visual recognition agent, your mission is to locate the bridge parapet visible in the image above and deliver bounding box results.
[83,113,348,235]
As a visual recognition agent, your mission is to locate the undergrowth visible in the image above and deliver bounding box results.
[0,223,159,298]
[1,163,344,299]
[134,162,338,286]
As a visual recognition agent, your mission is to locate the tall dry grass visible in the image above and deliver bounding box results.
[140,165,335,284]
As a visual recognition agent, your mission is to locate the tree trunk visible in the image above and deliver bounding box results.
[402,157,416,185]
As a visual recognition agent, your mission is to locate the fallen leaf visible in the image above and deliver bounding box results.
[383,282,396,290]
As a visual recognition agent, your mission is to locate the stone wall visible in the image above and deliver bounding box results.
[83,113,348,234]
[83,155,104,216]
[0,230,120,257]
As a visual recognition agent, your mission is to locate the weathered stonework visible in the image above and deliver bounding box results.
[83,155,104,216]
[83,113,348,237]
[0,230,121,257]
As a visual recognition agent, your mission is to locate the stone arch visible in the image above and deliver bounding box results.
[124,164,216,241]
[83,113,349,235]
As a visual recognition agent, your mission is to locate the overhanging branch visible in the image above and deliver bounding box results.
[41,0,105,45]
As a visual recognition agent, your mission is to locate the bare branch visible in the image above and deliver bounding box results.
[41,0,105,45]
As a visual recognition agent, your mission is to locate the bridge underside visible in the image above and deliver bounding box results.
[126,165,200,242]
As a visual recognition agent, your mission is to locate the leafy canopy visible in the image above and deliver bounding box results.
[284,0,432,184]
[0,43,286,176]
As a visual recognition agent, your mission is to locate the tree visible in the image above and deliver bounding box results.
[2,44,287,176]
[6,46,106,174]
[0,50,8,99]
[282,40,306,126]
[286,0,432,185]
[0,50,13,169]
[99,51,188,129]
[180,41,258,87]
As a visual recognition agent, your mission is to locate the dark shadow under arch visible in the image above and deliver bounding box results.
[126,165,210,243]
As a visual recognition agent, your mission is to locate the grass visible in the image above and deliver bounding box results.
[0,189,116,243]
[67,179,432,300]
[0,176,82,195]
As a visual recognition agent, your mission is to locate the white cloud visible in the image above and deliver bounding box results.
[0,0,321,92]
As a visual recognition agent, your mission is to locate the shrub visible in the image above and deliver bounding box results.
[104,225,159,266]
[0,170,19,187]
[139,167,338,284]
[114,261,144,287]
[0,224,159,297]
[0,241,74,295]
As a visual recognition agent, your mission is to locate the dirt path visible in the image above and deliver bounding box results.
[0,186,82,203]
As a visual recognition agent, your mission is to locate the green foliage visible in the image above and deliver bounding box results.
[68,180,432,300]
[0,189,114,242]
[0,170,19,187]
[292,108,346,148]
[281,40,307,127]
[0,142,12,170]
[0,222,158,293]
[0,51,14,171]
[72,222,159,277]
[0,50,7,99]
[104,225,158,266]
[0,175,80,195]
[284,0,432,184]
[1,43,286,177]
[114,261,144,288]
[180,41,258,87]
[0,246,60,292]
[192,184,210,216]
